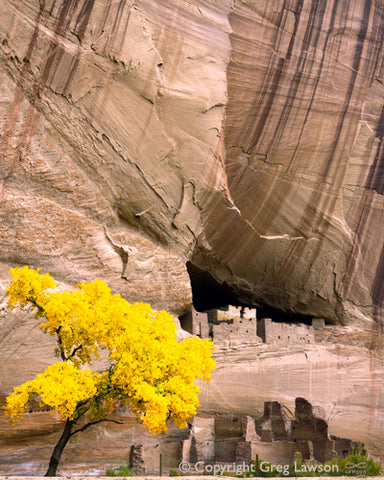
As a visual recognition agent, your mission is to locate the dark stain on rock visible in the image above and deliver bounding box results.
[270,0,327,151]
[358,101,384,347]
[287,0,331,173]
[367,105,384,194]
[40,0,95,94]
[320,0,371,185]
[242,0,304,154]
[224,0,384,324]
[0,1,46,198]
[0,0,95,199]
[279,0,379,296]
[74,0,95,41]
[97,0,129,54]
[339,6,384,342]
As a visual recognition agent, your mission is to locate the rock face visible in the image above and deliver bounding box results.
[1,0,384,475]
[219,0,384,329]
[1,0,384,326]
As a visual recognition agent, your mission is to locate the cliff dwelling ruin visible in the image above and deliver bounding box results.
[129,398,364,475]
[179,305,315,348]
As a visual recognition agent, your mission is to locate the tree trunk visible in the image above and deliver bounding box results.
[45,418,74,476]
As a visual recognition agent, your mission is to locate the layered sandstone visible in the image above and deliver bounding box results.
[0,0,384,325]
[1,0,384,475]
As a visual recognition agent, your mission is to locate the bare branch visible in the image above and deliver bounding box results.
[70,418,123,437]
[67,344,83,360]
[56,326,67,361]
[29,299,45,313]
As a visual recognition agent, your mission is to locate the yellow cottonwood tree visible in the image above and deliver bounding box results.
[4,266,215,477]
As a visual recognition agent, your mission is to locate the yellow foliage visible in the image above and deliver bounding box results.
[5,362,99,423]
[6,266,57,311]
[4,266,215,435]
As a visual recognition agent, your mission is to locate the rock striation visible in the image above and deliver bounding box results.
[0,0,384,326]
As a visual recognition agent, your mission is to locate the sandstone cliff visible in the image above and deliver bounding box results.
[1,0,384,326]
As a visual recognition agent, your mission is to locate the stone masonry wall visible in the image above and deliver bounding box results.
[257,318,315,346]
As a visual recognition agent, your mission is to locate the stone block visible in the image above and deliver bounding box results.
[235,440,252,464]
[215,414,243,440]
[312,318,326,329]
[215,439,238,462]
[179,309,209,338]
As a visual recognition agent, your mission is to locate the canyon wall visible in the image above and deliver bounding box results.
[1,0,384,325]
[1,0,384,475]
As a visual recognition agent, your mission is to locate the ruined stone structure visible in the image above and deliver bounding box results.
[211,314,260,349]
[1,0,384,473]
[331,435,366,458]
[214,414,246,463]
[179,309,209,339]
[129,445,145,475]
[182,414,258,466]
[179,306,260,348]
[257,401,290,441]
[180,306,315,349]
[235,416,260,464]
[252,398,336,464]
[181,398,341,468]
[182,416,215,464]
[208,306,257,322]
[257,318,315,346]
[208,305,260,348]
[291,398,337,463]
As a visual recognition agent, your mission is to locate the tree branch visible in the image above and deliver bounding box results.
[75,398,90,411]
[28,300,73,364]
[70,418,123,437]
[56,326,67,361]
[67,344,83,360]
[29,299,45,313]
